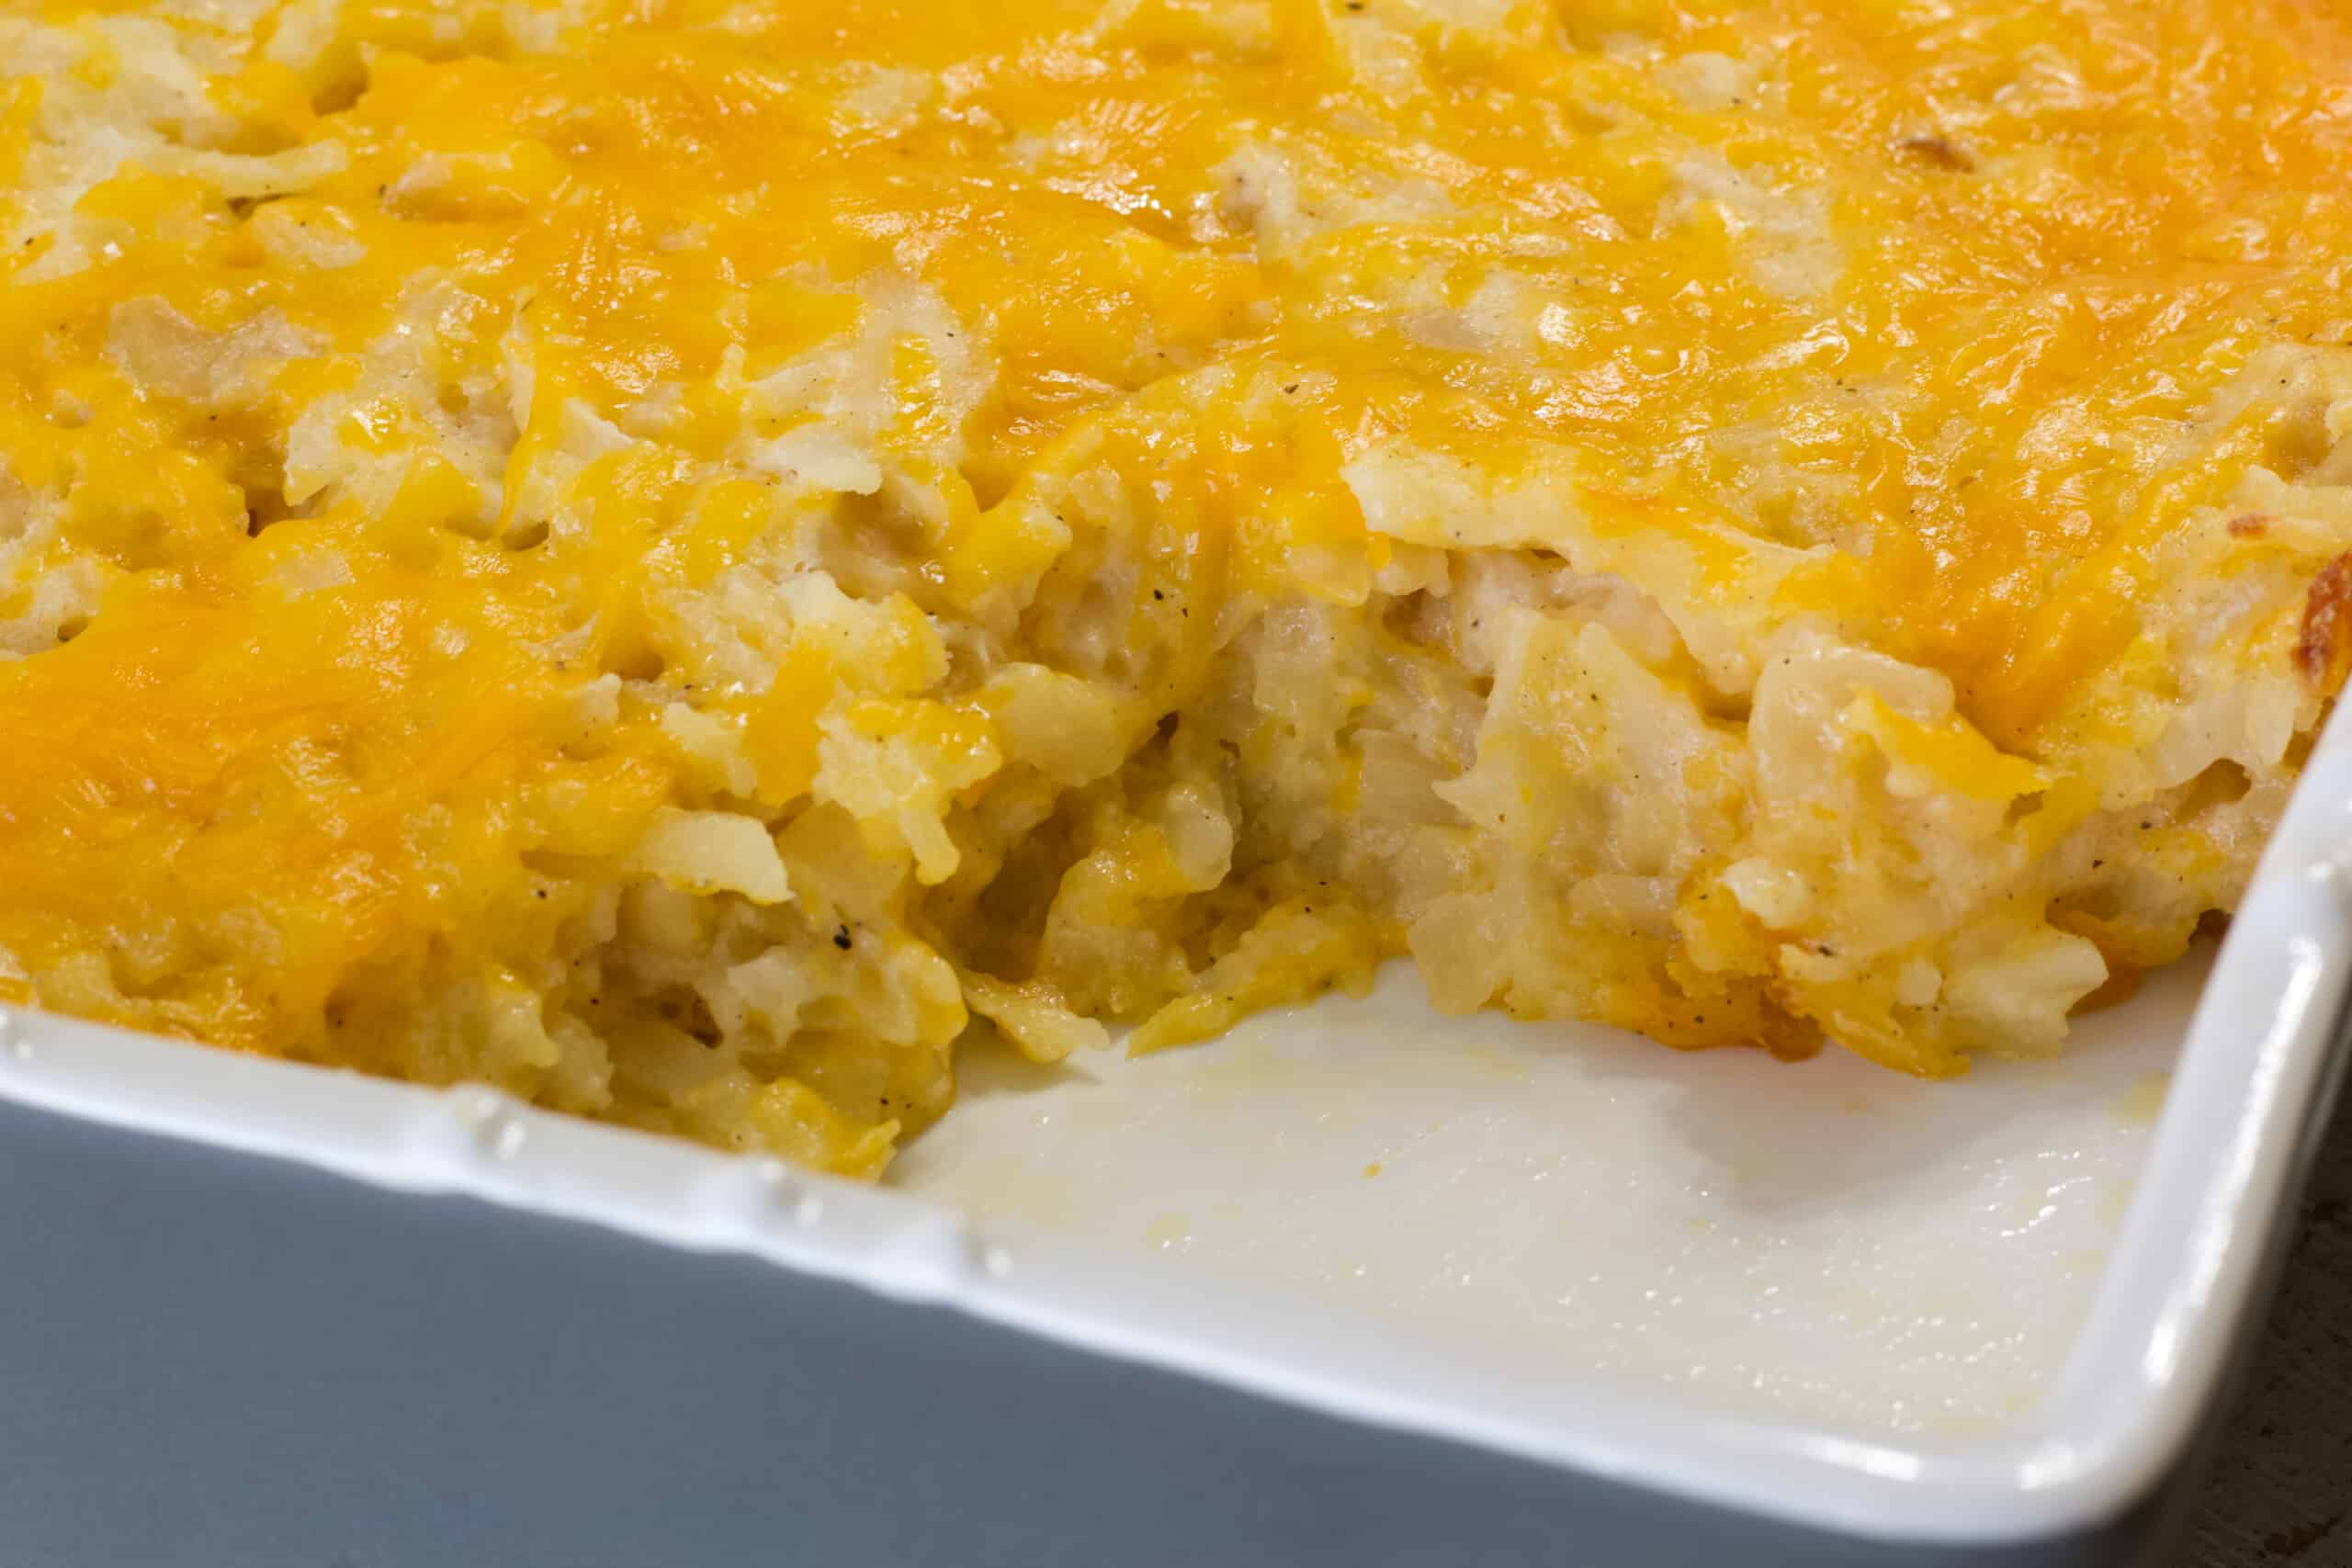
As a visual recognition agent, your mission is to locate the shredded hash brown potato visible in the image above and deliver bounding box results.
[3,0,2350,1175]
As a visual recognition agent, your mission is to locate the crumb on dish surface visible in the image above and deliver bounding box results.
[2,0,2349,1175]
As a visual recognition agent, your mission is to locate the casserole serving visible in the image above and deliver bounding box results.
[6,0,2351,1172]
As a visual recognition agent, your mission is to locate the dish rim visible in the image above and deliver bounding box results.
[1,714,2346,1547]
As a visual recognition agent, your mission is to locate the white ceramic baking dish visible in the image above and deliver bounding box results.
[2,710,2346,1563]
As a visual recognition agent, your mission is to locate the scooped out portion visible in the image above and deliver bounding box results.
[2,0,2348,1174]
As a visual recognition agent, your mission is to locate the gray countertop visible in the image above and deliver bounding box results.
[2189,1102,2352,1565]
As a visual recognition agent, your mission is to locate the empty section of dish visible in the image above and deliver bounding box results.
[894,954,2198,1438]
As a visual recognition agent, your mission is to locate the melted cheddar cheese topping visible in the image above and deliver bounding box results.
[4,0,2350,1171]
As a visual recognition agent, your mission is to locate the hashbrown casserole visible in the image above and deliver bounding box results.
[3,0,2350,1174]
